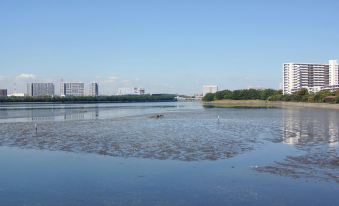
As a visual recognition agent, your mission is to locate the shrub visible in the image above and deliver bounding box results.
[202,93,215,102]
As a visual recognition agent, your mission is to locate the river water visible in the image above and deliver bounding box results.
[0,102,338,206]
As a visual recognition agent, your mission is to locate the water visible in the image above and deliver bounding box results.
[0,102,338,206]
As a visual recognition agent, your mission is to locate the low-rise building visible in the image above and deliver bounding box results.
[8,93,25,97]
[0,89,7,97]
[117,87,145,95]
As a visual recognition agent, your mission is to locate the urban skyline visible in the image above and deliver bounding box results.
[2,58,339,97]
[1,1,339,95]
[1,81,152,97]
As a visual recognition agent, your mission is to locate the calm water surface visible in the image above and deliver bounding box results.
[0,102,338,206]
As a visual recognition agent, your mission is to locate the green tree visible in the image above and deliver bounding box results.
[223,90,233,99]
[232,90,241,100]
[214,91,224,100]
[202,93,215,102]
[260,89,276,100]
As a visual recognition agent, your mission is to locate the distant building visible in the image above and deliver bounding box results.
[60,83,85,96]
[90,83,99,96]
[283,60,339,94]
[27,83,54,97]
[247,86,265,90]
[8,93,25,97]
[329,60,339,86]
[0,89,7,97]
[151,93,176,96]
[202,85,218,96]
[117,87,145,95]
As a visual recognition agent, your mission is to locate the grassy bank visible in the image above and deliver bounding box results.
[203,88,339,104]
[204,99,339,110]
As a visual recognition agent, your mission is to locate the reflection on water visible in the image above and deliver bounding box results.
[256,109,339,183]
[0,102,189,123]
[63,108,99,121]
[282,109,339,147]
[29,107,100,121]
[0,106,102,122]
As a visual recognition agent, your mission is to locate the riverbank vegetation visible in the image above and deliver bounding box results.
[203,89,278,101]
[0,94,177,103]
[203,88,339,104]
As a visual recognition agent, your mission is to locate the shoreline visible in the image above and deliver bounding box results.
[204,100,339,110]
[0,100,176,104]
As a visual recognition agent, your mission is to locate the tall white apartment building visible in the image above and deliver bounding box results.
[283,60,339,94]
[329,60,339,86]
[202,85,218,96]
[60,83,85,97]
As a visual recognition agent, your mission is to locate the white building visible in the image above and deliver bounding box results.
[202,85,218,96]
[8,93,25,97]
[329,60,339,86]
[60,83,85,97]
[283,60,339,94]
[117,87,145,95]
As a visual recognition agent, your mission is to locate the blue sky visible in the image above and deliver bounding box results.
[1,0,339,95]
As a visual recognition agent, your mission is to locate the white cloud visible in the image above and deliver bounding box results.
[108,76,117,81]
[16,73,36,80]
[0,75,9,80]
[102,76,118,83]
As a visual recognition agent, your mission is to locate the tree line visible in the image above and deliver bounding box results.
[203,89,278,101]
[203,88,339,103]
[268,88,339,103]
[0,94,177,103]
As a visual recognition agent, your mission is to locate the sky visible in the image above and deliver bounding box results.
[0,0,339,95]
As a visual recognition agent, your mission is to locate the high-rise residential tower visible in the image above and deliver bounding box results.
[60,83,85,97]
[283,60,338,94]
[27,83,55,97]
[329,60,339,86]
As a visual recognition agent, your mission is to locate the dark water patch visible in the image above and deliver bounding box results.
[255,151,339,183]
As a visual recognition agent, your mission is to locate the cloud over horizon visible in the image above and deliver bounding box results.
[16,73,36,80]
